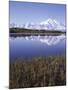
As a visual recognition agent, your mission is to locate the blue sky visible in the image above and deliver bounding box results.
[9,1,66,26]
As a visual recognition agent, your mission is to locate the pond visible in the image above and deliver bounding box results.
[9,34,66,62]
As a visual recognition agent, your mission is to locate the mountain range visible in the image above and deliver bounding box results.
[10,18,66,31]
[24,18,65,31]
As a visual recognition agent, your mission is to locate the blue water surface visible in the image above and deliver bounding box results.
[9,35,66,62]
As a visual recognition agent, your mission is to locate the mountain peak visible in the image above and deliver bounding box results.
[40,18,65,31]
[24,18,65,31]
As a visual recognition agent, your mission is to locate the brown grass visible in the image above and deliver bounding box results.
[9,56,66,89]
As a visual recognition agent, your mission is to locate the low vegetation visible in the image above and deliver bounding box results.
[9,56,66,89]
[10,28,65,34]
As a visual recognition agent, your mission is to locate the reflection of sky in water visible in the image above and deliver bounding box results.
[9,35,66,61]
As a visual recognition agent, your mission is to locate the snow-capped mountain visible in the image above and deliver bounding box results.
[25,18,65,31]
[40,18,65,31]
[25,23,40,29]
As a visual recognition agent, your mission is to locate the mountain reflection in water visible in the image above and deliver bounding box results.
[11,34,65,46]
[10,34,66,61]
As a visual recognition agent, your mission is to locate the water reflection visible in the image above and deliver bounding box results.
[10,34,66,46]
[10,34,66,61]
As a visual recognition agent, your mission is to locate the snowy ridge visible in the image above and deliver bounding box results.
[25,18,65,31]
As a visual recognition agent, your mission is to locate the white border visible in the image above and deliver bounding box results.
[0,0,68,90]
[10,0,67,4]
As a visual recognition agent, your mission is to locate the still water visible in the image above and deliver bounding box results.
[10,34,66,62]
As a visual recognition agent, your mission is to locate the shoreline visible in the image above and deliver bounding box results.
[10,32,66,37]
